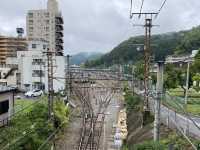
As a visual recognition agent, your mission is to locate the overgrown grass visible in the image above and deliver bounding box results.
[124,92,141,112]
[14,98,35,113]
[163,91,200,116]
[122,131,200,150]
[169,88,200,98]
[0,96,70,150]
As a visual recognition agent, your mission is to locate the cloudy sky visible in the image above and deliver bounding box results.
[0,0,200,55]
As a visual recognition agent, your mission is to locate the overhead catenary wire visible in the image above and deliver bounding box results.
[139,0,145,18]
[130,0,133,18]
[156,0,167,18]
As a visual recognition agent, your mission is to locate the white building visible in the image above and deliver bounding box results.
[0,85,15,126]
[6,39,65,92]
[165,50,199,63]
[0,64,18,87]
[26,0,64,56]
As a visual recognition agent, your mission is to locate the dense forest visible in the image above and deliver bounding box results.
[85,25,200,67]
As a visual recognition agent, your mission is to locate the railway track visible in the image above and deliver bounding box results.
[74,82,116,150]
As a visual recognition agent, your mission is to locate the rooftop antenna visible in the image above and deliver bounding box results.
[16,28,24,38]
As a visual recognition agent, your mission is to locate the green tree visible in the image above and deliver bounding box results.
[164,64,193,96]
[192,73,200,92]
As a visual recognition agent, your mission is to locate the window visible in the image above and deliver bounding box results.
[29,27,33,30]
[45,12,49,17]
[46,27,49,31]
[0,100,9,115]
[32,70,44,77]
[32,59,44,65]
[43,45,46,50]
[28,12,33,17]
[33,59,44,65]
[29,20,33,24]
[32,44,37,49]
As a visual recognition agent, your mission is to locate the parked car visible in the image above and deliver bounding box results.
[15,95,22,99]
[25,89,43,97]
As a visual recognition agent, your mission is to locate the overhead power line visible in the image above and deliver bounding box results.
[130,0,133,18]
[157,0,167,17]
[139,0,145,18]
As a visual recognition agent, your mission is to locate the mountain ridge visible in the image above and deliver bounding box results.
[85,25,200,67]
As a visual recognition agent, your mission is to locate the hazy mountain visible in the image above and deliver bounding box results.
[70,52,103,65]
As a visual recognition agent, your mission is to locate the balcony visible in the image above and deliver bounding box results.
[55,16,64,24]
[56,44,63,50]
[56,25,63,31]
[56,39,63,44]
[56,31,63,37]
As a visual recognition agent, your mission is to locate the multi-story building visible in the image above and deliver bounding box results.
[0,36,27,64]
[26,0,64,56]
[6,39,65,92]
[0,64,18,87]
[0,85,15,126]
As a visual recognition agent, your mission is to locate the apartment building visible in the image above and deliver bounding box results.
[26,0,64,56]
[0,64,18,87]
[0,85,15,126]
[6,39,65,92]
[0,36,27,64]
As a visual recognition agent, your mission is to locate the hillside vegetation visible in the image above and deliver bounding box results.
[85,26,200,67]
[70,52,102,65]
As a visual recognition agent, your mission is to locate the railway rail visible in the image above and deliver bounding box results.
[74,81,116,150]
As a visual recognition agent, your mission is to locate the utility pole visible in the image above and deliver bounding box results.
[154,61,164,141]
[130,12,158,112]
[185,61,190,107]
[66,55,71,100]
[44,48,54,119]
[39,59,43,90]
[184,61,190,135]
[144,18,152,110]
[132,66,135,95]
[118,65,122,88]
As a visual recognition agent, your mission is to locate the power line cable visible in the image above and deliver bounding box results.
[139,0,145,18]
[156,0,167,18]
[130,0,133,18]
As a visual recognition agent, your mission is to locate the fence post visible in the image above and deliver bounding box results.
[167,107,169,128]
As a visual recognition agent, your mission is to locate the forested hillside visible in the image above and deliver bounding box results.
[70,52,102,65]
[85,26,200,67]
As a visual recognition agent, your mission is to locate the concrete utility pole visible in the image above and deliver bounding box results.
[143,18,152,110]
[184,61,190,135]
[130,12,158,112]
[132,66,135,95]
[45,48,54,119]
[154,61,164,141]
[39,59,44,90]
[185,62,190,106]
[66,55,71,100]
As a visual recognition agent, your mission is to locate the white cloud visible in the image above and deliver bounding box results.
[0,0,200,54]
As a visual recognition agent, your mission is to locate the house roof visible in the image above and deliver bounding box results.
[0,85,16,94]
